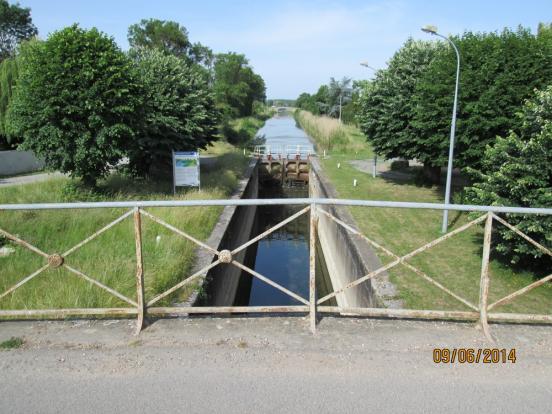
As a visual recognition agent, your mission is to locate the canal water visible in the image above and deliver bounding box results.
[256,113,312,148]
[232,115,335,306]
[232,184,334,306]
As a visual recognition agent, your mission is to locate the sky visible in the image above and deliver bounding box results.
[20,0,552,99]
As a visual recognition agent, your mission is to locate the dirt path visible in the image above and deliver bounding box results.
[1,317,551,413]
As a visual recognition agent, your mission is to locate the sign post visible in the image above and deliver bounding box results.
[172,150,200,195]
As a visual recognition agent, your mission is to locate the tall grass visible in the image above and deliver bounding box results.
[294,109,370,155]
[0,146,249,310]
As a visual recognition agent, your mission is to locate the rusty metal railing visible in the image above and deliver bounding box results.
[0,198,551,340]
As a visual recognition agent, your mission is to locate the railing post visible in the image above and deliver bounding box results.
[133,207,146,334]
[309,203,317,334]
[478,212,494,342]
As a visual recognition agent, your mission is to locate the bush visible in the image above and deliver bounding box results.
[7,25,140,186]
[466,86,552,268]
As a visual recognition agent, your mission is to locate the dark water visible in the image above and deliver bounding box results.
[232,115,334,306]
[233,185,335,306]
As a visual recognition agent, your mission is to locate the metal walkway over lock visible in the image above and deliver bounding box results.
[0,198,551,342]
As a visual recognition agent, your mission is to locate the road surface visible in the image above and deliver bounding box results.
[1,317,551,413]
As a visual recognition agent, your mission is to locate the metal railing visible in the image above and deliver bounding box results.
[1,198,551,340]
[253,144,315,159]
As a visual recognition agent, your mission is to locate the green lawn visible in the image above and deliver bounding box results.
[297,112,552,314]
[0,142,249,311]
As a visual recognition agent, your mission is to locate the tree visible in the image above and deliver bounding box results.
[295,92,318,114]
[314,84,330,115]
[213,52,265,118]
[357,39,440,176]
[7,25,141,186]
[342,80,369,125]
[0,56,17,148]
[128,48,219,176]
[128,18,213,66]
[466,86,552,268]
[328,76,352,121]
[0,0,37,61]
[413,27,552,174]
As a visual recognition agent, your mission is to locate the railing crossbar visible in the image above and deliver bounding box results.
[492,213,552,258]
[140,209,219,255]
[64,265,138,307]
[1,197,551,336]
[0,264,50,301]
[317,211,486,306]
[1,198,551,215]
[231,205,310,255]
[231,261,309,306]
[0,228,49,258]
[147,259,222,307]
[62,209,134,257]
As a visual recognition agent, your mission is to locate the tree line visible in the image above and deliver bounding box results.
[358,25,552,269]
[0,1,266,185]
[296,24,552,269]
[295,77,367,124]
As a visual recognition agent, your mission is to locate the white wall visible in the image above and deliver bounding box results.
[0,151,45,176]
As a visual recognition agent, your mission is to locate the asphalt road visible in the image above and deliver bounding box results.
[1,317,551,413]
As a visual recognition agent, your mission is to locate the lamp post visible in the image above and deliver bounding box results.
[421,25,460,234]
[360,61,377,71]
[360,61,378,178]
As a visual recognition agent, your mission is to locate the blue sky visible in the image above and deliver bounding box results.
[21,0,552,98]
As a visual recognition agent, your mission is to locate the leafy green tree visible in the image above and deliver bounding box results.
[128,18,213,66]
[295,92,318,114]
[213,52,265,118]
[0,0,37,61]
[128,48,219,176]
[314,84,330,115]
[7,25,140,186]
[0,56,17,148]
[466,86,552,268]
[357,39,440,176]
[413,27,552,174]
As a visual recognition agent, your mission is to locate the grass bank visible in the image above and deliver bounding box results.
[0,141,249,311]
[296,111,551,314]
[294,109,372,158]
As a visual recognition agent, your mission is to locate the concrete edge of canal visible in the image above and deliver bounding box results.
[309,157,403,309]
[181,158,260,307]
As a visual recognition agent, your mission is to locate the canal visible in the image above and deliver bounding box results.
[256,113,312,148]
[200,114,335,307]
[237,114,333,306]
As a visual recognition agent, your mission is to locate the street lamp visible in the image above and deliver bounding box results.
[422,25,460,233]
[360,62,378,178]
[360,61,377,71]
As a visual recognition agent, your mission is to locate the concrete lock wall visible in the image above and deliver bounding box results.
[191,160,259,306]
[0,151,45,176]
[309,158,382,308]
